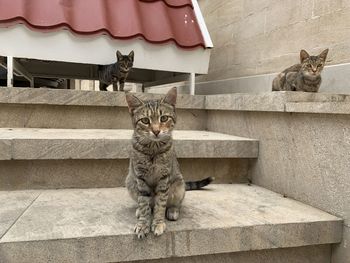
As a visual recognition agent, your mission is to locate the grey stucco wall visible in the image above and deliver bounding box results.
[207,110,350,263]
[126,245,331,263]
[198,0,350,82]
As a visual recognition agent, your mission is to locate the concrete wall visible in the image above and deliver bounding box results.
[207,110,350,263]
[194,63,350,95]
[196,0,350,94]
[126,245,331,263]
[198,0,350,81]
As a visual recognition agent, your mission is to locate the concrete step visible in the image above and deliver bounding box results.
[0,184,342,263]
[0,128,258,160]
[0,87,206,130]
[0,128,258,190]
[1,88,349,131]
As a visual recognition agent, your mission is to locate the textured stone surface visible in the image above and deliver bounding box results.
[195,63,350,95]
[0,185,342,263]
[0,191,39,238]
[126,245,331,263]
[195,73,277,95]
[0,104,207,130]
[285,102,350,114]
[0,140,11,160]
[0,159,250,190]
[205,92,350,114]
[137,88,350,114]
[179,158,250,184]
[207,111,350,224]
[205,92,286,112]
[0,159,128,190]
[0,128,259,160]
[332,225,350,263]
[1,89,350,124]
[282,91,350,102]
[198,0,350,81]
[0,87,205,109]
[207,110,350,263]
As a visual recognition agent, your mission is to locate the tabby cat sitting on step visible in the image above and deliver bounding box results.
[272,49,328,92]
[98,50,134,91]
[125,87,214,239]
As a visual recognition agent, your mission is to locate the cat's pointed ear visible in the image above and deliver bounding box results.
[125,93,144,113]
[319,48,329,62]
[300,50,310,63]
[162,87,177,106]
[128,50,134,62]
[116,50,123,61]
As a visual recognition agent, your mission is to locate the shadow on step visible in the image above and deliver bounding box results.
[0,159,255,190]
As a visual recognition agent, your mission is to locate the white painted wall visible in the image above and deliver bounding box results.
[0,25,211,74]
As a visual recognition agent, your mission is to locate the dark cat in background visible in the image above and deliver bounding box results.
[98,50,134,91]
[272,49,328,92]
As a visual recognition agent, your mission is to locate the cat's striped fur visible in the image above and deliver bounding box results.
[98,50,134,91]
[125,88,214,239]
[272,49,328,92]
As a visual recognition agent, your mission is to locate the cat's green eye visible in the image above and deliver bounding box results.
[160,116,169,122]
[317,64,322,68]
[140,118,150,125]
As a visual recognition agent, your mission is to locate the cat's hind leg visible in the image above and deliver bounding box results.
[285,72,298,91]
[166,207,179,221]
[272,73,285,91]
[112,79,119,92]
[99,82,108,91]
[119,79,125,91]
[166,179,185,221]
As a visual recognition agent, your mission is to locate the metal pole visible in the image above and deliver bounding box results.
[7,56,13,87]
[189,73,195,95]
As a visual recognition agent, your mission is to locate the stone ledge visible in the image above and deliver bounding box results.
[205,92,350,114]
[1,88,350,114]
[0,87,206,109]
[0,185,342,263]
[205,92,286,111]
[285,102,350,114]
[0,128,259,160]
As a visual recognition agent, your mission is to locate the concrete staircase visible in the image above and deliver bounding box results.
[0,128,257,189]
[0,88,343,263]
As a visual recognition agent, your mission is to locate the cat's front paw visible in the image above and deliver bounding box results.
[151,221,166,236]
[134,221,150,239]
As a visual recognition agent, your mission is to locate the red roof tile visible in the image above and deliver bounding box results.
[140,0,193,8]
[0,0,205,49]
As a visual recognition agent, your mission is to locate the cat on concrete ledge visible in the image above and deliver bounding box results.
[272,49,328,92]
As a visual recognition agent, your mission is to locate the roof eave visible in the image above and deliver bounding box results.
[192,0,213,48]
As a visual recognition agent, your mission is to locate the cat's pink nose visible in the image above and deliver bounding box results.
[153,130,160,136]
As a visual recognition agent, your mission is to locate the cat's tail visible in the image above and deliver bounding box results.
[185,177,215,191]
